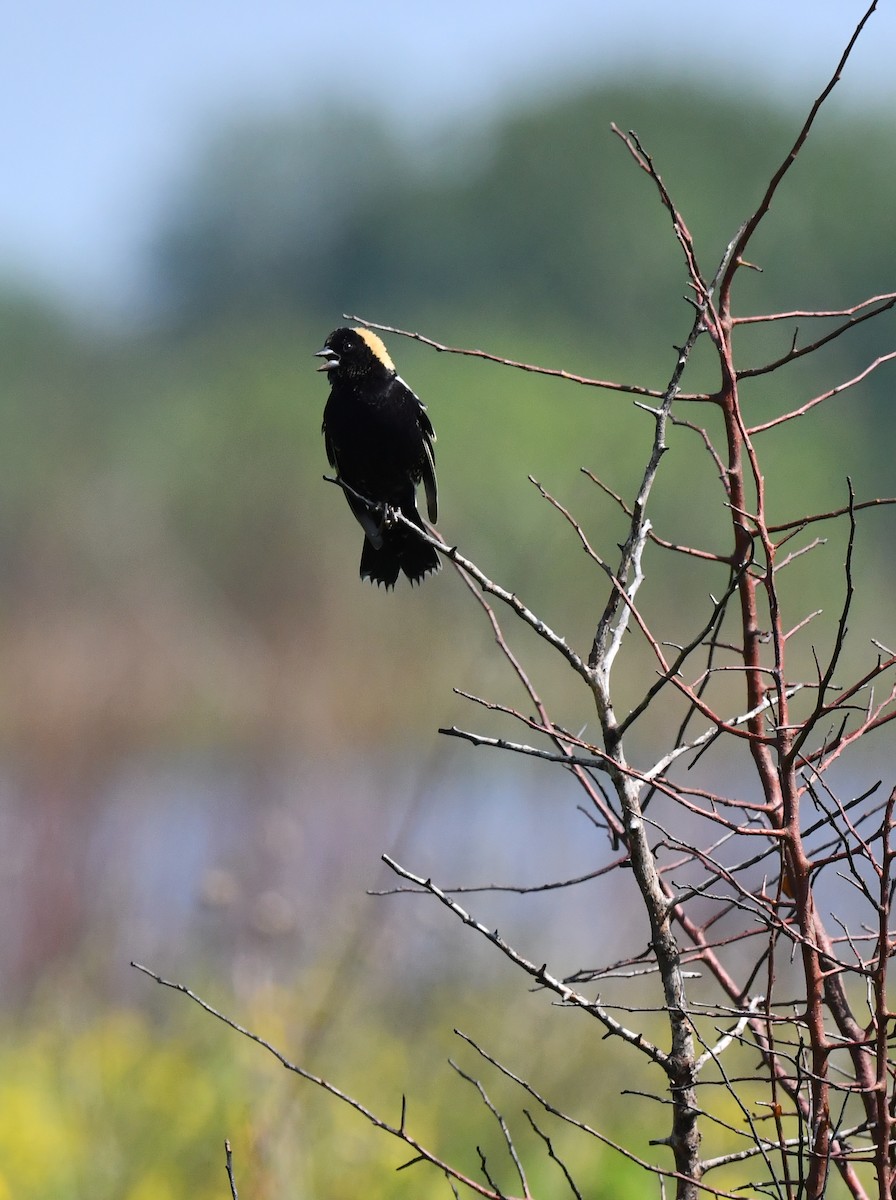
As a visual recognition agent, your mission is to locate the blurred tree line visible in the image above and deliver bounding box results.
[5,80,894,728]
[0,77,894,1197]
[154,83,896,351]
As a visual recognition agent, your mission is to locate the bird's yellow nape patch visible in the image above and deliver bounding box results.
[354,327,395,371]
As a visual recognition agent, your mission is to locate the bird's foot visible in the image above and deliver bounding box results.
[380,503,400,530]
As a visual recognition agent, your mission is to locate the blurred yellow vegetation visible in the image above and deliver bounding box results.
[0,977,667,1198]
[0,1008,239,1199]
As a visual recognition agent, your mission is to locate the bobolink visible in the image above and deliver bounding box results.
[316,326,440,587]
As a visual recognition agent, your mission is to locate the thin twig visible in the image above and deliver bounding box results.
[344,314,691,401]
[224,1140,239,1200]
[130,963,511,1200]
[380,858,671,1068]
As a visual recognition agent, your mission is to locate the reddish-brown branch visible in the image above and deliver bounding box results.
[580,467,730,562]
[799,679,896,779]
[718,0,879,304]
[344,313,700,400]
[768,496,896,534]
[699,15,885,1183]
[871,789,896,1198]
[747,351,896,434]
[733,292,896,326]
[609,126,709,309]
[738,299,896,381]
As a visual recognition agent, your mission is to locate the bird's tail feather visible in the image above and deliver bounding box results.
[359,510,440,588]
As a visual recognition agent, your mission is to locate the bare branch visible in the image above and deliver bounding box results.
[733,291,896,326]
[344,313,691,401]
[454,1032,743,1200]
[747,351,896,434]
[224,1140,239,1200]
[380,857,671,1069]
[738,300,896,381]
[523,1111,585,1200]
[719,0,880,296]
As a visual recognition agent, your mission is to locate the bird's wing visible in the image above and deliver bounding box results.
[345,489,385,548]
[322,421,338,469]
[421,438,438,523]
[417,404,438,523]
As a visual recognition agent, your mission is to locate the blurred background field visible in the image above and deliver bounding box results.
[2,3,895,1196]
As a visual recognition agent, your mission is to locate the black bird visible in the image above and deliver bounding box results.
[316,326,440,587]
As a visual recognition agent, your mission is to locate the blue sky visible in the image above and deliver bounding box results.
[4,1,891,314]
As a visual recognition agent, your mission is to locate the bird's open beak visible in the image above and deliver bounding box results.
[315,348,339,372]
